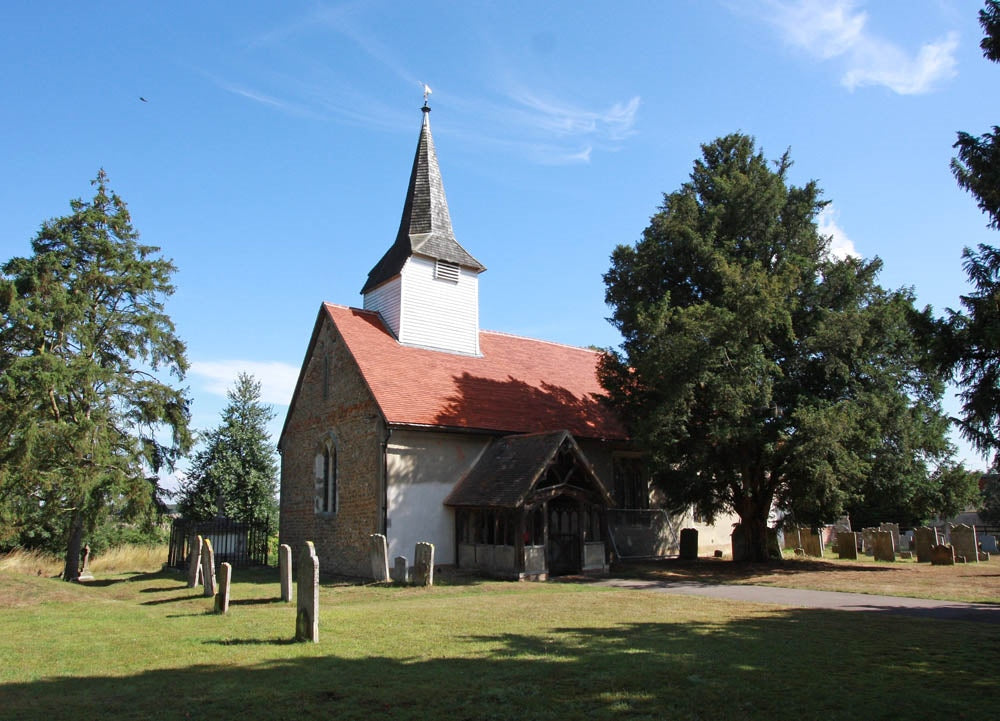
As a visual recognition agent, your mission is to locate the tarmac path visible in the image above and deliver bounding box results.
[596,577,1000,623]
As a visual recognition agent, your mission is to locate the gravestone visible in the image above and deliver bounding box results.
[295,542,319,643]
[77,544,94,581]
[981,535,999,554]
[679,528,699,560]
[414,542,435,586]
[215,562,232,614]
[879,523,900,552]
[913,527,939,562]
[767,528,782,559]
[873,530,895,562]
[899,551,913,560]
[837,531,859,559]
[201,538,217,598]
[800,529,824,558]
[930,544,955,566]
[899,530,913,552]
[783,526,802,550]
[391,556,409,584]
[731,524,749,561]
[861,527,877,556]
[279,543,293,602]
[369,533,390,582]
[187,533,203,588]
[950,524,979,564]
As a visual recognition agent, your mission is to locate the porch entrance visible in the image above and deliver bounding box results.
[547,498,582,575]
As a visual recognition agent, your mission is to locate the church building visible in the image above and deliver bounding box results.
[278,103,733,579]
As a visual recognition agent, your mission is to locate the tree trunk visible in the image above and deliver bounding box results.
[62,509,84,581]
[741,513,772,562]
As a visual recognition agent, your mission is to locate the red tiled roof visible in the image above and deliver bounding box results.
[324,303,628,440]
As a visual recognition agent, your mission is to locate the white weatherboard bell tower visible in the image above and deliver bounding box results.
[361,102,486,355]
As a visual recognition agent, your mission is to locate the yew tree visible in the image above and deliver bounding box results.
[0,171,191,580]
[600,134,953,561]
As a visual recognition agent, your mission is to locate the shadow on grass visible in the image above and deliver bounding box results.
[2,606,997,720]
[612,557,898,585]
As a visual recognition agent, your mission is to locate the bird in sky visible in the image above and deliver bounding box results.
[139,96,148,102]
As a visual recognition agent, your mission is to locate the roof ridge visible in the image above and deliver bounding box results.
[481,329,603,354]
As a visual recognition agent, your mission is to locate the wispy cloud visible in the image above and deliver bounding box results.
[190,360,300,407]
[758,0,958,94]
[817,205,860,260]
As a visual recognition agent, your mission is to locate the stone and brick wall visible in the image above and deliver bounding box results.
[279,314,384,577]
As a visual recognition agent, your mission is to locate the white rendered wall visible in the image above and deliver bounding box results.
[385,429,490,564]
[398,256,480,355]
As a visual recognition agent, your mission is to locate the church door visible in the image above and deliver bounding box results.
[546,497,582,576]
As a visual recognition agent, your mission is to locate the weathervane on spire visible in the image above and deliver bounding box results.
[421,83,432,110]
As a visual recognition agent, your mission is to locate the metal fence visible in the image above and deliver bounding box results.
[606,508,685,560]
[167,517,270,569]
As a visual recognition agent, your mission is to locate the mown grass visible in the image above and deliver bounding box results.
[1,564,998,721]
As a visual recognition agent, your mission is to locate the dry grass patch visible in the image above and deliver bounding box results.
[618,556,1000,603]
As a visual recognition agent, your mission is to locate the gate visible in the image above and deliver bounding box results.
[167,517,270,569]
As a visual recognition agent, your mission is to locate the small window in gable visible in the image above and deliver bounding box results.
[435,259,460,283]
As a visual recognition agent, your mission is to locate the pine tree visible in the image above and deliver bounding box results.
[178,373,278,528]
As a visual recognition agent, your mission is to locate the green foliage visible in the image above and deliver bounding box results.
[981,473,1000,524]
[177,373,278,527]
[601,134,954,559]
[0,170,191,577]
[948,4,1000,463]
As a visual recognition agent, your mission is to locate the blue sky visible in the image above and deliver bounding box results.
[2,1,998,479]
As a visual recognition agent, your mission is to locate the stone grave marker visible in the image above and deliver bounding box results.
[215,562,232,614]
[950,524,979,564]
[801,529,824,558]
[913,527,939,562]
[414,542,435,586]
[731,524,749,562]
[879,523,900,552]
[679,528,699,560]
[783,526,802,550]
[187,533,203,588]
[981,535,999,554]
[295,542,319,643]
[930,544,955,566]
[873,530,895,562]
[837,531,859,559]
[899,530,913,552]
[899,551,913,560]
[369,533,389,582]
[279,543,293,602]
[391,556,409,584]
[861,527,877,556]
[77,544,95,581]
[201,537,217,598]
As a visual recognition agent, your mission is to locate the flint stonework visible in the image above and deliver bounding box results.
[201,538,217,597]
[414,542,435,586]
[295,542,319,643]
[370,533,390,582]
[950,524,979,564]
[873,530,895,562]
[930,544,955,566]
[679,528,699,561]
[187,534,203,588]
[279,543,293,602]
[914,527,939,562]
[215,562,232,614]
[837,532,859,559]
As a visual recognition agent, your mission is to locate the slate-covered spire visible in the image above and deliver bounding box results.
[361,104,485,294]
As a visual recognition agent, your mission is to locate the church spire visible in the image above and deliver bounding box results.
[361,103,485,294]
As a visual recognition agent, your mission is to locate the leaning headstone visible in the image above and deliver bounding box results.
[950,524,979,564]
[279,543,293,602]
[187,533,203,588]
[295,542,319,643]
[980,534,999,554]
[913,526,939,562]
[369,533,390,582]
[861,527,877,556]
[930,544,955,566]
[391,556,409,584]
[837,531,859,559]
[879,523,900,552]
[215,562,232,614]
[201,538,217,598]
[873,530,895,562]
[679,528,699,561]
[77,544,95,581]
[800,529,824,558]
[783,526,802,550]
[414,542,435,586]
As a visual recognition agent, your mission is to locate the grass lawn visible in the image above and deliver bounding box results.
[1,561,998,720]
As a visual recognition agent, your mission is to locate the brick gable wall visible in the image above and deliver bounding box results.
[279,315,383,577]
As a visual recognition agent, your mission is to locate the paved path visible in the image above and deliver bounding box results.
[596,578,1000,623]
